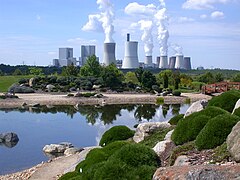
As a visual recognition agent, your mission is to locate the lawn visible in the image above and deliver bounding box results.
[0,75,32,92]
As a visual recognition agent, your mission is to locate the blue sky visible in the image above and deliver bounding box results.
[0,0,239,69]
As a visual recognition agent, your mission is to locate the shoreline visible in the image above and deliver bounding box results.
[0,92,212,109]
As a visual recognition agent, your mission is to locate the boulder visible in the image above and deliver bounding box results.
[153,140,175,164]
[232,99,240,114]
[46,84,55,92]
[64,147,83,156]
[184,99,208,118]
[153,165,240,180]
[29,78,35,87]
[133,122,171,143]
[43,142,73,154]
[0,132,19,143]
[227,121,240,162]
[8,84,35,93]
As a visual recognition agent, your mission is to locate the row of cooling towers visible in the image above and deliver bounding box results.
[103,34,191,70]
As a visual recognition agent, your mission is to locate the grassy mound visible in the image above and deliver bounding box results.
[99,125,134,147]
[172,115,210,145]
[233,107,240,117]
[168,114,184,125]
[195,114,240,150]
[208,90,240,112]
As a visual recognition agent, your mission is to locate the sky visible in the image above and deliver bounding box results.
[0,0,240,69]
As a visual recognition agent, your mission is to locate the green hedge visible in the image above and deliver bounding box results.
[195,114,240,150]
[233,107,240,117]
[172,90,181,96]
[99,126,135,147]
[208,90,240,112]
[168,114,184,125]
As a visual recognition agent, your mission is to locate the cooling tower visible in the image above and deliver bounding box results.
[145,56,153,67]
[156,57,160,68]
[122,34,139,69]
[103,43,116,66]
[159,56,168,69]
[169,56,176,69]
[183,57,192,70]
[175,55,184,69]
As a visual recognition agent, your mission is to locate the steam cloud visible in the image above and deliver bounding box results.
[171,44,183,55]
[82,0,115,43]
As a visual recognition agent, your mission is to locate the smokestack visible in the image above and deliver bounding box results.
[103,43,116,66]
[183,57,191,70]
[169,56,176,69]
[175,55,184,69]
[127,33,130,42]
[145,56,153,67]
[159,56,168,69]
[122,34,139,69]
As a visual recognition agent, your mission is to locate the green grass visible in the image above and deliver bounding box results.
[0,75,32,92]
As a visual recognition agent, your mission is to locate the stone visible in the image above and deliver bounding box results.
[133,122,171,143]
[8,84,35,93]
[64,147,83,156]
[164,129,174,141]
[227,121,240,162]
[153,140,175,163]
[46,84,55,92]
[43,142,73,154]
[184,99,208,118]
[232,99,240,114]
[29,78,35,87]
[174,155,190,166]
[0,132,19,143]
[186,168,224,180]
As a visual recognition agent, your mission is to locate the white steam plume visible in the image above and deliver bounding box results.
[154,1,169,56]
[171,43,183,55]
[138,20,154,56]
[82,0,115,43]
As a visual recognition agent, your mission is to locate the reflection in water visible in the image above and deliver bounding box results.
[0,141,18,148]
[0,104,182,125]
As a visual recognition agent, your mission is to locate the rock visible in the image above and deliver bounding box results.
[232,99,240,114]
[29,103,40,108]
[93,85,101,89]
[29,78,35,87]
[22,102,27,106]
[8,84,35,93]
[184,99,208,118]
[174,155,190,166]
[43,142,73,154]
[64,147,83,156]
[164,129,174,141]
[0,132,19,143]
[46,84,55,92]
[227,121,240,162]
[153,140,175,164]
[153,165,240,180]
[133,122,171,143]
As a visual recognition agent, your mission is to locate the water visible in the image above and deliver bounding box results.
[0,104,189,175]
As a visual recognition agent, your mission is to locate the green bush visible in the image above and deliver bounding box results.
[172,90,181,96]
[207,90,240,112]
[195,114,240,150]
[198,106,229,118]
[172,115,210,145]
[168,114,184,125]
[99,126,134,147]
[233,107,240,117]
[156,97,164,104]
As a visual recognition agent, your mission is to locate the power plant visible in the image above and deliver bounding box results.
[103,43,116,66]
[159,56,168,69]
[169,56,176,69]
[145,56,153,67]
[122,34,139,69]
[183,57,192,70]
[175,55,184,69]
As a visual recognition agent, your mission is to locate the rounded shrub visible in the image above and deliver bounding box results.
[172,90,181,96]
[168,114,184,125]
[207,90,240,112]
[233,107,240,117]
[199,106,229,118]
[99,126,134,147]
[171,115,210,145]
[195,114,240,150]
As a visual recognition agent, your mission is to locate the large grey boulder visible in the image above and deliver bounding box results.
[184,99,208,118]
[0,132,19,143]
[8,84,34,93]
[43,142,74,154]
[133,122,171,143]
[227,121,240,162]
[232,99,240,114]
[153,140,175,164]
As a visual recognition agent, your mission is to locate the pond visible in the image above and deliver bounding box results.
[0,104,190,175]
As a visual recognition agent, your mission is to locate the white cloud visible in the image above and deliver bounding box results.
[182,0,232,10]
[211,11,225,19]
[82,14,103,32]
[124,2,157,17]
[200,14,208,19]
[178,17,195,23]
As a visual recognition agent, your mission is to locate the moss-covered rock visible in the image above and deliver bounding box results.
[195,114,240,150]
[208,90,240,112]
[168,114,184,125]
[99,125,134,147]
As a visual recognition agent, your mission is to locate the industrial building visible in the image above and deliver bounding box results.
[53,48,77,67]
[122,34,139,69]
[80,45,96,66]
[103,43,116,66]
